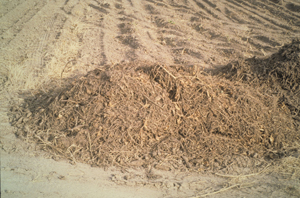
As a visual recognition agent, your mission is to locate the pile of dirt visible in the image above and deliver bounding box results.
[8,41,300,172]
[215,39,300,127]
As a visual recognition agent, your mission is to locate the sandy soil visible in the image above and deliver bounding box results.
[1,0,300,197]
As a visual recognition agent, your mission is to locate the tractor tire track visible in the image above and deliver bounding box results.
[0,0,47,45]
[1,0,300,198]
[0,0,23,18]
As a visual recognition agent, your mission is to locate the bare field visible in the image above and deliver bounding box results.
[1,0,300,197]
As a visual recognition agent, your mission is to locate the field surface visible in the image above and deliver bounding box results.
[1,0,300,197]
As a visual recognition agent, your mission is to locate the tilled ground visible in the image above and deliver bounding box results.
[1,0,300,197]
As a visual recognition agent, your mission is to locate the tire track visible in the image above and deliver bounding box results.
[0,0,77,72]
[35,13,68,68]
[61,0,80,14]
[223,1,278,30]
[32,14,59,69]
[0,0,47,48]
[88,4,109,14]
[202,0,217,9]
[115,1,142,60]
[2,0,297,80]
[141,0,235,65]
[285,2,300,14]
[147,0,192,16]
[118,0,173,64]
[126,0,134,7]
[0,0,23,18]
[142,0,207,65]
[116,22,140,50]
[226,0,293,31]
[80,0,111,27]
[0,0,42,35]
[184,3,254,62]
[2,1,300,196]
[76,1,111,66]
[145,0,168,8]
[249,0,300,25]
[166,0,194,13]
[138,0,299,66]
[145,4,160,15]
[237,0,297,30]
[99,30,107,65]
[93,0,110,9]
[223,7,248,24]
[31,0,81,70]
[77,0,135,66]
[192,0,221,19]
[220,0,299,53]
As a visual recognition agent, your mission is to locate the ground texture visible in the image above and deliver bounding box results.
[1,0,300,197]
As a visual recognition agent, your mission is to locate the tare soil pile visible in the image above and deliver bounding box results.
[9,40,300,172]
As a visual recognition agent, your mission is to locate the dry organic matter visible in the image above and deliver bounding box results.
[9,41,300,172]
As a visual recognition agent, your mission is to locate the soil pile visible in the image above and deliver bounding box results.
[217,39,300,127]
[9,41,300,172]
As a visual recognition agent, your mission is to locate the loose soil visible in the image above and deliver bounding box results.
[1,0,300,197]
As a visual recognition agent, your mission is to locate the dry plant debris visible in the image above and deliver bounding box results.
[8,40,300,172]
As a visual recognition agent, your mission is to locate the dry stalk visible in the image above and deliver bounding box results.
[214,164,272,179]
[159,65,176,79]
[194,184,240,197]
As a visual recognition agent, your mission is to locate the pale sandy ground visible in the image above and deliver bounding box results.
[1,0,300,197]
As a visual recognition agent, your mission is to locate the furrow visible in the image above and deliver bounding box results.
[226,0,293,31]
[192,0,221,20]
[0,0,35,35]
[1,0,47,47]
[250,0,300,24]
[0,0,23,18]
